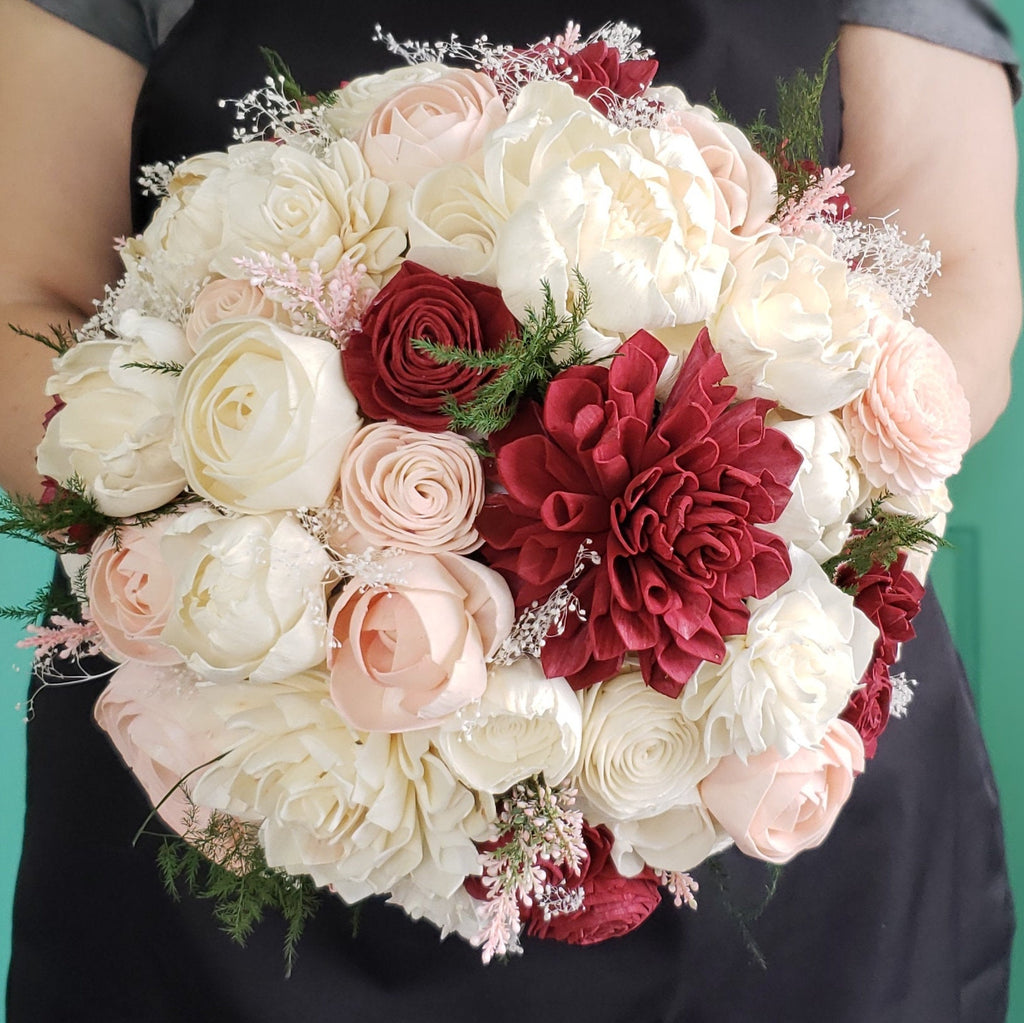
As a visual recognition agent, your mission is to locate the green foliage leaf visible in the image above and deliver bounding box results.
[8,321,78,356]
[259,47,336,108]
[120,360,184,376]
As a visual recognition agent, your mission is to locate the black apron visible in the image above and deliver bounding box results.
[8,2,1014,1019]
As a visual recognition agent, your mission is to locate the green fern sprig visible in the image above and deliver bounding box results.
[8,321,78,356]
[412,275,593,436]
[0,580,81,624]
[120,359,184,376]
[822,495,948,586]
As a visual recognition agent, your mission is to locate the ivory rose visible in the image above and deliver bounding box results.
[174,317,360,513]
[438,658,582,792]
[680,547,878,760]
[607,802,730,877]
[94,661,237,836]
[323,63,449,137]
[160,506,334,684]
[185,279,286,350]
[339,422,485,555]
[87,517,184,665]
[358,68,507,187]
[327,552,514,732]
[842,317,971,496]
[700,719,865,864]
[192,670,494,904]
[576,670,718,822]
[709,232,878,414]
[36,334,187,517]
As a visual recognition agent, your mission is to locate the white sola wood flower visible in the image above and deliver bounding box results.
[192,669,494,905]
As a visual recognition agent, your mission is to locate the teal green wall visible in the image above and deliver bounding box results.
[3,9,1024,1020]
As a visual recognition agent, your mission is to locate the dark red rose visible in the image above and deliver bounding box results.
[341,262,518,431]
[478,329,801,694]
[842,656,891,758]
[837,551,924,756]
[523,825,661,945]
[837,552,925,664]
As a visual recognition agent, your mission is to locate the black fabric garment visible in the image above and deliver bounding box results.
[8,2,1015,1019]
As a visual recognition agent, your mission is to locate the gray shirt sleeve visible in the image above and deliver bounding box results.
[840,0,1020,98]
[26,0,193,65]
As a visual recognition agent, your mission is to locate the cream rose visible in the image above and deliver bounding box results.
[700,719,865,864]
[323,63,449,138]
[438,657,582,792]
[94,661,237,836]
[761,411,867,563]
[185,279,286,350]
[160,506,333,684]
[36,336,187,517]
[494,102,728,346]
[576,670,718,822]
[608,802,730,877]
[87,518,184,665]
[174,317,360,513]
[680,547,878,760]
[328,552,514,732]
[710,233,879,414]
[842,317,971,497]
[339,422,485,555]
[358,68,507,187]
[192,670,494,904]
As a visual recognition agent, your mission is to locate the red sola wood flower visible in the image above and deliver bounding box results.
[478,329,802,695]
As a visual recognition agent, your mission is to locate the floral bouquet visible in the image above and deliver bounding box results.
[7,22,971,962]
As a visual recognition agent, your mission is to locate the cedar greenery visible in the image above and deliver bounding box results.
[151,804,320,976]
[120,359,184,376]
[411,274,593,439]
[0,579,80,624]
[821,494,948,588]
[8,321,78,356]
[0,480,110,553]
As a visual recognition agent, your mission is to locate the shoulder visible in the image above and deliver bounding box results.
[839,0,1020,97]
[23,0,193,64]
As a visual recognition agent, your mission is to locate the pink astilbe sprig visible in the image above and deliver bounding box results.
[776,164,855,236]
[236,253,372,346]
[18,613,103,663]
[656,869,700,910]
[469,778,587,962]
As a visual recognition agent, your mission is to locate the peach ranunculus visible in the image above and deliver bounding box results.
[327,552,514,732]
[94,660,237,836]
[654,86,778,242]
[699,719,865,864]
[184,278,286,350]
[842,316,971,497]
[358,68,508,187]
[87,518,184,666]
[339,422,486,555]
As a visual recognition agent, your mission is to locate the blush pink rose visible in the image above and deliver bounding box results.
[358,68,507,187]
[94,661,232,836]
[699,720,865,864]
[86,519,183,665]
[339,421,485,554]
[185,278,283,350]
[327,551,514,732]
[842,317,971,496]
[661,100,777,239]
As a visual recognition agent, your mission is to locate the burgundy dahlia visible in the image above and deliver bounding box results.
[477,329,801,695]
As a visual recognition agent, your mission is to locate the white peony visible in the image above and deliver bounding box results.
[192,670,494,904]
[680,547,878,760]
[438,657,582,793]
[323,63,449,138]
[709,233,878,414]
[36,333,187,517]
[160,506,333,684]
[175,317,360,514]
[761,411,867,563]
[575,670,718,822]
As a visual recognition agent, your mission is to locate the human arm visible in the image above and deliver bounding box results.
[0,0,145,497]
[837,23,1021,444]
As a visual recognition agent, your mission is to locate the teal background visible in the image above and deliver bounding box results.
[4,5,1024,1019]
